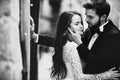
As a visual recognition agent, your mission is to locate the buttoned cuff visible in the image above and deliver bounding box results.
[34,34,39,43]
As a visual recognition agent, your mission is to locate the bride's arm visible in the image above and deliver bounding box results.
[78,68,120,80]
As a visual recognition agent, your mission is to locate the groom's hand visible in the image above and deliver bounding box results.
[68,28,82,45]
[30,16,38,42]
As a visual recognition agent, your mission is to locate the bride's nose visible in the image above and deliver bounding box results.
[79,24,84,30]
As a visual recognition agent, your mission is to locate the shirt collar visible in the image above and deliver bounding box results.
[99,21,108,32]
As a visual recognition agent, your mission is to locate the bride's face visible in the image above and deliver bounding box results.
[70,15,84,35]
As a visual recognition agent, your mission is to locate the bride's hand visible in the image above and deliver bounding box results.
[104,67,120,80]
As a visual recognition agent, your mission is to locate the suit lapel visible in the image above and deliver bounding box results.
[90,20,120,53]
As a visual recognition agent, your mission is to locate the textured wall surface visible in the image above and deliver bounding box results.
[0,0,22,80]
[107,0,120,29]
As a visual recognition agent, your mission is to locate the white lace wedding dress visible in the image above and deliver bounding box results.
[63,41,83,80]
[61,40,111,80]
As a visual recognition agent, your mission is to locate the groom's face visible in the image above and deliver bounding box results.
[85,9,101,30]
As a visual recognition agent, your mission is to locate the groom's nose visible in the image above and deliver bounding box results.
[85,17,89,23]
[85,18,91,26]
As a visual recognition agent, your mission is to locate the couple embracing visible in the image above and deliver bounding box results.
[31,0,120,80]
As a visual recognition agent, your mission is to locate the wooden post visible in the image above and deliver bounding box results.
[20,0,30,80]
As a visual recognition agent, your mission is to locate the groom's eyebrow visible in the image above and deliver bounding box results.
[87,15,94,19]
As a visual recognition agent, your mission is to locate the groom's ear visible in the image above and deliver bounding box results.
[100,14,107,23]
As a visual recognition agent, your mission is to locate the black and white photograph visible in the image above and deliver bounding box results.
[0,0,120,80]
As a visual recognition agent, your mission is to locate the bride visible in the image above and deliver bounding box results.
[50,11,120,80]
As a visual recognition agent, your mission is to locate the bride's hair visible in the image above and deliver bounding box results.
[51,11,83,79]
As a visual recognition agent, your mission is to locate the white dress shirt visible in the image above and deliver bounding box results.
[88,21,108,50]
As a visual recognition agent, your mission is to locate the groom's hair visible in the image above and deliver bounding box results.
[83,0,110,18]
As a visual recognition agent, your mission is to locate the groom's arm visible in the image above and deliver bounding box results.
[76,44,107,64]
[37,35,55,47]
[31,31,55,47]
[77,44,95,63]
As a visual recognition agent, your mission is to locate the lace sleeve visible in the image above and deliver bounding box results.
[68,44,113,80]
[65,42,83,79]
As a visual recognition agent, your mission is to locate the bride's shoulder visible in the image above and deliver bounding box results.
[63,41,78,60]
[64,41,77,49]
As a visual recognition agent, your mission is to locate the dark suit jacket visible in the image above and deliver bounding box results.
[37,35,55,47]
[77,20,120,74]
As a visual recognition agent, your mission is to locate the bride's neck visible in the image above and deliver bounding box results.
[67,36,72,42]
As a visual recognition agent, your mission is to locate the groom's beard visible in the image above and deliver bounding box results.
[88,19,101,31]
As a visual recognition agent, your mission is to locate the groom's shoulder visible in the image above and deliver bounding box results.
[104,20,120,36]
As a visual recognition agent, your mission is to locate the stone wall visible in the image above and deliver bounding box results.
[0,0,22,80]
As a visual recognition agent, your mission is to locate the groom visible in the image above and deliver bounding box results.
[68,0,120,74]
